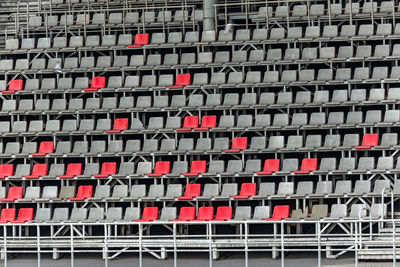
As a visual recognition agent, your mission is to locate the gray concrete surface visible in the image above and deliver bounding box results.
[1,253,397,267]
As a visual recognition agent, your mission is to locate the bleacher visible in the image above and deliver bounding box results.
[0,0,398,264]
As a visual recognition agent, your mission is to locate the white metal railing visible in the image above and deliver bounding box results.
[0,218,399,267]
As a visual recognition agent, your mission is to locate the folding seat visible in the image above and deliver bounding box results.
[48,208,70,223]
[265,206,290,221]
[291,181,313,198]
[287,113,307,129]
[225,137,247,153]
[266,49,282,62]
[313,158,337,175]
[375,133,398,150]
[70,185,93,201]
[343,112,362,128]
[24,79,39,92]
[310,91,329,106]
[33,208,51,223]
[157,207,177,222]
[344,2,360,14]
[305,112,326,128]
[353,157,375,174]
[354,134,379,149]
[53,186,75,201]
[374,45,390,59]
[173,207,196,222]
[158,139,176,154]
[294,158,318,174]
[0,187,23,202]
[53,37,67,49]
[362,2,378,13]
[276,159,298,175]
[135,207,159,222]
[271,182,294,198]
[248,50,265,64]
[310,181,333,197]
[0,60,13,71]
[69,36,83,49]
[3,80,24,94]
[41,79,57,91]
[257,159,280,175]
[281,136,303,151]
[271,92,292,108]
[348,181,371,197]
[0,164,13,179]
[233,183,257,199]
[183,161,207,177]
[379,1,394,13]
[348,89,366,104]
[37,186,58,201]
[303,205,328,221]
[329,90,348,105]
[369,180,392,197]
[20,142,36,155]
[31,141,53,156]
[90,185,111,201]
[128,33,149,48]
[20,187,40,202]
[345,204,367,220]
[360,110,382,126]
[19,38,35,50]
[1,100,16,113]
[322,25,338,39]
[24,164,47,179]
[211,206,232,221]
[37,37,51,50]
[222,160,243,176]
[146,161,170,177]
[82,208,104,223]
[18,99,33,113]
[218,30,233,43]
[118,34,133,46]
[332,158,356,174]
[31,58,46,70]
[248,137,266,152]
[0,209,16,223]
[92,162,117,178]
[370,204,388,220]
[299,135,322,151]
[7,164,29,179]
[293,91,311,106]
[108,185,128,201]
[201,30,216,43]
[194,184,219,201]
[287,27,302,40]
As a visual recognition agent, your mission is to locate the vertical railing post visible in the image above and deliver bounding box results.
[3,225,7,267]
[208,223,213,267]
[280,222,284,267]
[393,214,396,266]
[70,224,74,267]
[244,222,248,267]
[354,222,358,267]
[104,224,108,267]
[173,223,177,267]
[317,222,321,267]
[139,223,142,267]
[37,225,41,267]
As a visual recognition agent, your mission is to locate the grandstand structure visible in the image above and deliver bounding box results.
[0,0,400,266]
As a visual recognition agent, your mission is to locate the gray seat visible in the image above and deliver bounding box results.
[272,182,294,198]
[134,162,152,176]
[231,206,251,221]
[127,185,146,200]
[196,184,219,200]
[91,185,111,201]
[34,208,51,223]
[214,183,238,200]
[311,181,333,197]
[84,208,104,223]
[252,183,276,199]
[159,184,182,200]
[142,185,164,200]
[276,159,298,175]
[158,207,177,221]
[49,208,69,223]
[212,137,229,151]
[66,208,88,223]
[103,208,123,222]
[333,158,356,174]
[54,186,75,200]
[37,186,58,201]
[338,134,359,149]
[349,181,371,197]
[108,185,128,200]
[293,182,314,197]
[21,187,40,201]
[122,208,141,222]
[203,161,224,176]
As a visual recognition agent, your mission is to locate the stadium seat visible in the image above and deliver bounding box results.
[84,77,106,91]
[0,187,23,202]
[59,163,82,178]
[265,205,290,221]
[25,164,47,179]
[178,184,201,200]
[93,162,117,178]
[106,118,129,133]
[183,161,207,176]
[257,159,280,175]
[70,185,93,201]
[294,158,318,174]
[169,74,191,88]
[147,161,171,177]
[3,80,23,94]
[195,116,217,131]
[177,116,199,131]
[354,134,379,149]
[128,33,149,48]
[135,207,159,222]
[0,164,13,179]
[31,141,54,156]
[0,208,16,223]
[213,206,233,221]
[173,207,196,221]
[233,183,257,199]
[195,207,214,221]
[225,137,248,153]
[12,208,34,223]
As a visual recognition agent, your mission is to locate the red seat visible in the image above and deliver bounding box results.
[147,161,170,177]
[70,185,93,201]
[0,208,16,223]
[93,162,117,178]
[84,77,106,91]
[25,164,47,179]
[59,163,82,179]
[169,74,191,89]
[128,33,149,48]
[11,208,34,223]
[194,116,217,131]
[195,207,214,221]
[213,206,233,221]
[0,187,23,202]
[177,184,201,200]
[265,205,290,221]
[354,134,379,149]
[106,118,129,133]
[31,141,54,156]
[183,161,207,177]
[173,207,196,222]
[294,158,318,174]
[176,116,199,131]
[233,183,257,199]
[0,164,13,179]
[135,207,159,222]
[2,80,23,94]
[257,159,280,175]
[225,137,248,153]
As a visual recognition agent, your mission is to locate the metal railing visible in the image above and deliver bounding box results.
[0,218,398,267]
